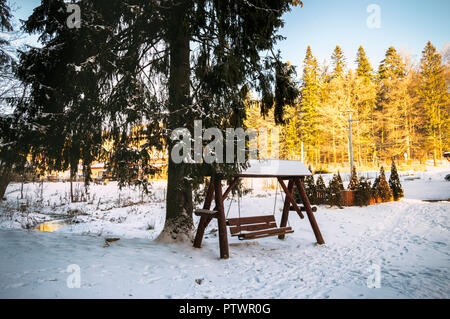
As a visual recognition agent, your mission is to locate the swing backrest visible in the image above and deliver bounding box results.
[226,215,277,236]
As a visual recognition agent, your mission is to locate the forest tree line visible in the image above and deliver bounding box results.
[245,42,449,169]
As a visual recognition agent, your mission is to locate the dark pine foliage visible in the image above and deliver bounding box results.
[348,166,359,190]
[389,158,404,200]
[17,0,302,237]
[302,166,316,204]
[0,0,12,58]
[336,171,344,190]
[372,175,380,194]
[355,177,372,206]
[0,115,30,199]
[376,166,393,202]
[327,173,343,208]
[315,174,327,205]
[0,0,30,200]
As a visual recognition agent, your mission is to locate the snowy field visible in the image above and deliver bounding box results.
[0,167,449,298]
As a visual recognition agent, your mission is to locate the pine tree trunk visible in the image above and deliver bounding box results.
[158,2,194,242]
[70,169,74,203]
[0,166,11,200]
[433,130,437,166]
[20,175,24,200]
[437,106,442,162]
[356,120,361,166]
[332,127,337,166]
[406,135,411,164]
[405,101,411,164]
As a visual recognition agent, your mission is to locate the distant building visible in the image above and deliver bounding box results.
[444,152,450,162]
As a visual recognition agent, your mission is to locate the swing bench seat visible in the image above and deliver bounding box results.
[226,215,294,240]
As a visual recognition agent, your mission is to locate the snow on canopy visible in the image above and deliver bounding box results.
[240,159,311,177]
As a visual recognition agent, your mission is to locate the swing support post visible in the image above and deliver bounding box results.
[214,176,229,259]
[295,177,325,245]
[193,182,215,249]
[193,177,238,251]
[278,178,294,240]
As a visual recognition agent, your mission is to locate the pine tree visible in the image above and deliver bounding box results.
[19,0,302,242]
[372,175,380,194]
[0,0,13,199]
[327,173,343,208]
[303,169,317,205]
[375,166,393,202]
[320,71,349,166]
[337,171,344,190]
[354,46,377,164]
[243,93,278,159]
[376,46,406,159]
[355,177,372,206]
[356,46,373,80]
[378,47,406,80]
[315,174,327,204]
[418,41,448,165]
[331,46,346,78]
[295,46,323,164]
[0,115,29,200]
[0,0,13,86]
[0,0,30,200]
[389,158,403,200]
[18,1,104,200]
[348,166,359,190]
[382,59,420,163]
[281,108,303,159]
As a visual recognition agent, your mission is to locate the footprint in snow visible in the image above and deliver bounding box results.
[5,282,26,289]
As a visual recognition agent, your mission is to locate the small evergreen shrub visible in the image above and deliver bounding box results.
[389,159,404,200]
[315,175,327,205]
[336,171,344,191]
[355,177,372,206]
[296,166,316,204]
[327,173,343,208]
[372,175,380,198]
[348,166,359,190]
[376,166,393,202]
[304,173,317,205]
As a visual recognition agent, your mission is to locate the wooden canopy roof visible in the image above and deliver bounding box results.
[238,159,311,178]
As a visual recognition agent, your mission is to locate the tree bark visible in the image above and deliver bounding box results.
[158,2,194,242]
[332,126,337,166]
[0,166,11,200]
[433,131,437,166]
[20,175,24,199]
[70,169,74,203]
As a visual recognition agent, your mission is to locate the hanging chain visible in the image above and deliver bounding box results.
[273,180,278,215]
[226,196,233,218]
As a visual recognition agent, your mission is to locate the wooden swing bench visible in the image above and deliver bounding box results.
[193,160,325,259]
[227,215,294,240]
[195,209,293,240]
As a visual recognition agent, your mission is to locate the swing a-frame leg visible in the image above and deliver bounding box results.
[214,176,229,259]
[193,177,238,259]
[277,177,325,245]
[295,177,325,244]
[193,182,215,249]
[278,178,294,240]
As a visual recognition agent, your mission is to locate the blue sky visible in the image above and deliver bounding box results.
[10,0,450,71]
[276,0,450,70]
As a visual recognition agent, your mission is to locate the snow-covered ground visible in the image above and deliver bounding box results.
[0,166,449,298]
